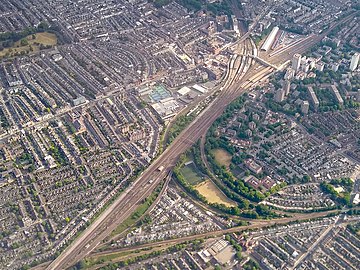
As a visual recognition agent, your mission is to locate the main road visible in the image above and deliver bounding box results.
[43,12,358,269]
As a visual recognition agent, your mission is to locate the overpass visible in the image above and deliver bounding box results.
[248,55,281,71]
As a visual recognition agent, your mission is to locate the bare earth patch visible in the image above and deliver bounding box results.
[212,148,232,168]
[195,180,236,207]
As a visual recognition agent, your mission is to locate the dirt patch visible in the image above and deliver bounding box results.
[212,148,232,168]
[195,180,236,207]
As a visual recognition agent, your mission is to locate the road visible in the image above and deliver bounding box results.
[43,12,358,270]
[87,208,352,260]
[290,216,339,270]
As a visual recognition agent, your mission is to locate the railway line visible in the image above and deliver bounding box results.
[43,12,359,270]
[45,57,299,270]
[87,207,357,261]
[44,41,263,270]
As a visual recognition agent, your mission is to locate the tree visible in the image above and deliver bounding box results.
[75,260,87,270]
[20,38,28,46]
[255,204,271,216]
[37,21,49,32]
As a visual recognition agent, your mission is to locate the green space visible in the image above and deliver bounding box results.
[315,87,338,108]
[348,222,360,236]
[81,249,143,269]
[48,143,68,166]
[110,186,160,237]
[175,155,237,208]
[0,21,49,48]
[0,21,58,59]
[0,32,57,58]
[180,162,205,186]
[92,250,133,264]
[167,114,196,144]
[152,0,234,15]
[320,178,353,207]
[75,240,203,270]
[243,258,261,270]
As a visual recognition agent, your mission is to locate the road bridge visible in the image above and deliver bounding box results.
[250,55,280,71]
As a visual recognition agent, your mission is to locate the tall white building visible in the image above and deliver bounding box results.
[275,89,285,102]
[350,52,360,71]
[307,86,319,110]
[316,62,325,72]
[284,68,295,80]
[301,101,309,114]
[283,80,291,96]
[292,54,302,72]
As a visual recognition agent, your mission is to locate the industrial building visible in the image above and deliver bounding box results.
[261,26,279,51]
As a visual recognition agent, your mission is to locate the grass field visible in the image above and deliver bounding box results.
[212,148,232,168]
[85,248,153,269]
[180,162,205,186]
[195,180,236,207]
[0,32,57,58]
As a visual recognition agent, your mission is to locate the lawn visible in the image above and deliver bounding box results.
[0,32,57,58]
[195,180,236,207]
[212,148,232,168]
[180,162,205,186]
[34,32,57,45]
